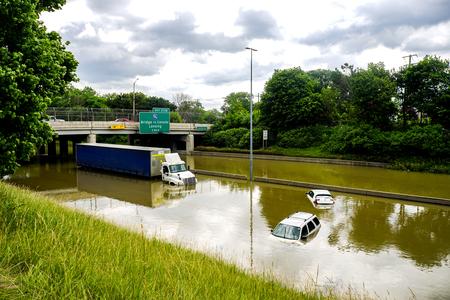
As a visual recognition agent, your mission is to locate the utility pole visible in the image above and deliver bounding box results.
[245,47,257,182]
[401,54,418,127]
[403,54,418,66]
[132,78,139,122]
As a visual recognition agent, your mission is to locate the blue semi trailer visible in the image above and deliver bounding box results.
[76,143,171,177]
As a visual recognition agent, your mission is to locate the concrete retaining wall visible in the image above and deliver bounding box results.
[192,169,450,206]
[192,169,247,180]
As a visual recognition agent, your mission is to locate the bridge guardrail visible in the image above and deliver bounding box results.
[46,107,147,122]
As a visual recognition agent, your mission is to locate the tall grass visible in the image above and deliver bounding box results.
[0,182,313,299]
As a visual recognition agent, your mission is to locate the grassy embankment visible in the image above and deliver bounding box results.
[195,146,450,174]
[0,182,313,299]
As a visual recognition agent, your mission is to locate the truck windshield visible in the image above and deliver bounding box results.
[169,164,187,173]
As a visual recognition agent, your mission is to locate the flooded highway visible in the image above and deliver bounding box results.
[188,155,450,199]
[9,157,450,299]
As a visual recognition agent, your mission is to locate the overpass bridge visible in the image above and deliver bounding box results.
[43,107,213,155]
[45,121,212,155]
[49,121,212,136]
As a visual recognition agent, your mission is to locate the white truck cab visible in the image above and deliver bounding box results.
[161,153,196,186]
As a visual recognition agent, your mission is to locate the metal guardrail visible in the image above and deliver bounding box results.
[46,107,148,122]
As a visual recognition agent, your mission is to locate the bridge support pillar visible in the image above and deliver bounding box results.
[59,138,69,157]
[128,134,135,145]
[185,134,194,154]
[48,140,57,157]
[87,134,96,143]
[72,139,78,155]
[39,145,46,155]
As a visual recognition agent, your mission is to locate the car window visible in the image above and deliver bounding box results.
[272,224,286,238]
[300,226,308,238]
[285,225,300,240]
[307,221,315,233]
[313,217,320,226]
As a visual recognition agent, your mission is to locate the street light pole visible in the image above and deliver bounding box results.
[245,47,257,181]
[132,77,139,121]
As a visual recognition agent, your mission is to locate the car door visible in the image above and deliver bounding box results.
[306,220,317,236]
[300,225,309,239]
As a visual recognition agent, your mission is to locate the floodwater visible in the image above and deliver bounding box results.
[9,157,450,299]
[187,155,450,199]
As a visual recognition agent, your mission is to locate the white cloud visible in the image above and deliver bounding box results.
[41,0,450,110]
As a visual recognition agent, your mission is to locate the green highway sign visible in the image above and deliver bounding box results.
[139,110,170,134]
[196,126,208,132]
[152,107,170,113]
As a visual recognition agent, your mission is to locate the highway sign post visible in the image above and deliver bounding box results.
[262,129,268,149]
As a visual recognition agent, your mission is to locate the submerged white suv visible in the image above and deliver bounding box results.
[271,212,321,241]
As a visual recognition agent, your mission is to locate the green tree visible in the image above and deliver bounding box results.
[307,69,336,90]
[349,63,397,130]
[397,56,450,129]
[170,111,182,123]
[0,0,77,177]
[260,67,329,133]
[106,93,176,111]
[221,92,250,114]
[176,98,206,123]
[105,92,148,109]
[52,85,107,108]
[201,109,221,124]
[220,92,250,129]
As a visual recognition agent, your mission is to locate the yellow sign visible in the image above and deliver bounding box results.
[111,124,126,129]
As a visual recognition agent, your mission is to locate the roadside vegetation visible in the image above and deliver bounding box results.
[200,57,450,174]
[0,182,313,299]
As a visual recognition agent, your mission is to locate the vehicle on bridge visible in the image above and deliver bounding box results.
[114,118,131,122]
[45,116,65,122]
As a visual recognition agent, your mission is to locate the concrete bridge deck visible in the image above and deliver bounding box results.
[48,121,212,136]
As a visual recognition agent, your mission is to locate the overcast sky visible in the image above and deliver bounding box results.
[41,0,450,109]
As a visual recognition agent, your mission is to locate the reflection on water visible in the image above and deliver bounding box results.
[8,159,450,299]
[77,170,196,207]
[11,159,77,191]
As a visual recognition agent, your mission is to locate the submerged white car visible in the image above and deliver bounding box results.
[271,212,321,241]
[306,189,335,209]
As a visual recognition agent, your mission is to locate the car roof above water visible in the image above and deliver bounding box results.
[311,189,332,196]
[279,212,314,227]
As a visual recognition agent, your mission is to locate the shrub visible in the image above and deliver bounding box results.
[396,125,449,157]
[205,128,249,148]
[324,124,389,155]
[238,127,263,149]
[277,126,330,148]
